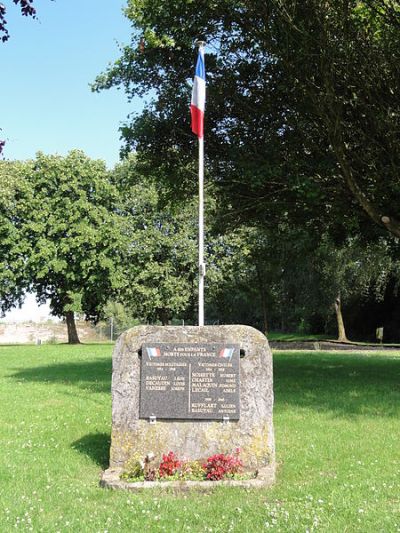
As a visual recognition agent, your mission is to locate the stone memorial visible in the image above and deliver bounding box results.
[101,325,275,489]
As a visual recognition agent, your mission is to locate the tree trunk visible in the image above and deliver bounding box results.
[159,310,170,326]
[261,293,268,336]
[256,265,268,335]
[65,311,80,344]
[334,294,348,342]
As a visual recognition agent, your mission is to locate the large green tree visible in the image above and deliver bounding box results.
[94,0,400,240]
[13,151,126,343]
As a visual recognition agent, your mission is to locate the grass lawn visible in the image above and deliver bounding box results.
[268,332,327,342]
[268,331,400,347]
[1,344,400,532]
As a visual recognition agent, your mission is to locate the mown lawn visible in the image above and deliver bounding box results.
[267,332,327,342]
[0,344,400,532]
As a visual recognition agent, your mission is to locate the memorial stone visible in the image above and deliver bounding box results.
[101,325,275,488]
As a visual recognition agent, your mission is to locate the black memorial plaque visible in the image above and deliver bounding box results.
[139,343,240,420]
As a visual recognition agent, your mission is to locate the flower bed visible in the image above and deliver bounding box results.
[120,449,255,483]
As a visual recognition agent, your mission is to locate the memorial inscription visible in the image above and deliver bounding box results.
[139,342,240,420]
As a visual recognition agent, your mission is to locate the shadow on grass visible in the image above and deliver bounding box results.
[72,432,110,469]
[274,352,400,418]
[9,357,112,393]
[8,350,400,418]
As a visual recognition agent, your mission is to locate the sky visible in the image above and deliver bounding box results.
[1,0,142,321]
[0,0,142,167]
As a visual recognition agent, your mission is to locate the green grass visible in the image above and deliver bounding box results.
[268,332,327,342]
[267,331,400,347]
[1,345,400,531]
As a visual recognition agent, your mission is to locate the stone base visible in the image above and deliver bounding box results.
[107,325,276,486]
[100,465,276,492]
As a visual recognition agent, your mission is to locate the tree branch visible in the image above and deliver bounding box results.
[334,142,400,238]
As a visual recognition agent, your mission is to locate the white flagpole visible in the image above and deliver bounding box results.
[198,134,205,326]
[197,41,206,327]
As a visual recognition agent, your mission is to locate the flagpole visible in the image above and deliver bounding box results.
[198,132,205,327]
[196,41,206,327]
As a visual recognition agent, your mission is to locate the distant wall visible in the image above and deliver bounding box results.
[0,321,102,344]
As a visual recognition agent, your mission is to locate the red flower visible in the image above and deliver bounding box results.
[202,451,243,481]
[159,451,182,478]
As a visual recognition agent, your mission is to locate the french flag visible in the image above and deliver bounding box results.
[190,47,205,138]
[146,347,161,358]
[219,347,234,360]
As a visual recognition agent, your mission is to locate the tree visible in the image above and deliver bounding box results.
[205,225,283,334]
[94,0,400,241]
[314,234,399,342]
[273,1,400,237]
[102,301,139,338]
[0,160,29,313]
[13,150,126,343]
[112,157,199,325]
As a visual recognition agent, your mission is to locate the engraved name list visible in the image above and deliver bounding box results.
[139,343,240,420]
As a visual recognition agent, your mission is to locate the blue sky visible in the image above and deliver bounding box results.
[1,0,141,322]
[0,0,142,168]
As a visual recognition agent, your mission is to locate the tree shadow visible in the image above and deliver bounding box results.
[72,432,110,469]
[9,358,112,393]
[9,350,400,419]
[273,351,400,418]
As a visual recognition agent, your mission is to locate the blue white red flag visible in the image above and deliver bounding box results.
[191,47,206,138]
[146,347,161,358]
[219,347,234,360]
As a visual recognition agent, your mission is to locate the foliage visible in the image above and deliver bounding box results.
[95,0,400,241]
[122,454,206,482]
[2,150,398,340]
[179,460,205,481]
[12,151,127,342]
[112,157,200,325]
[0,1,36,42]
[205,224,296,333]
[204,222,321,334]
[102,301,139,338]
[202,450,243,481]
[120,453,145,481]
[123,450,244,482]
[0,161,29,314]
[315,234,400,308]
[213,222,400,339]
[92,0,400,336]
